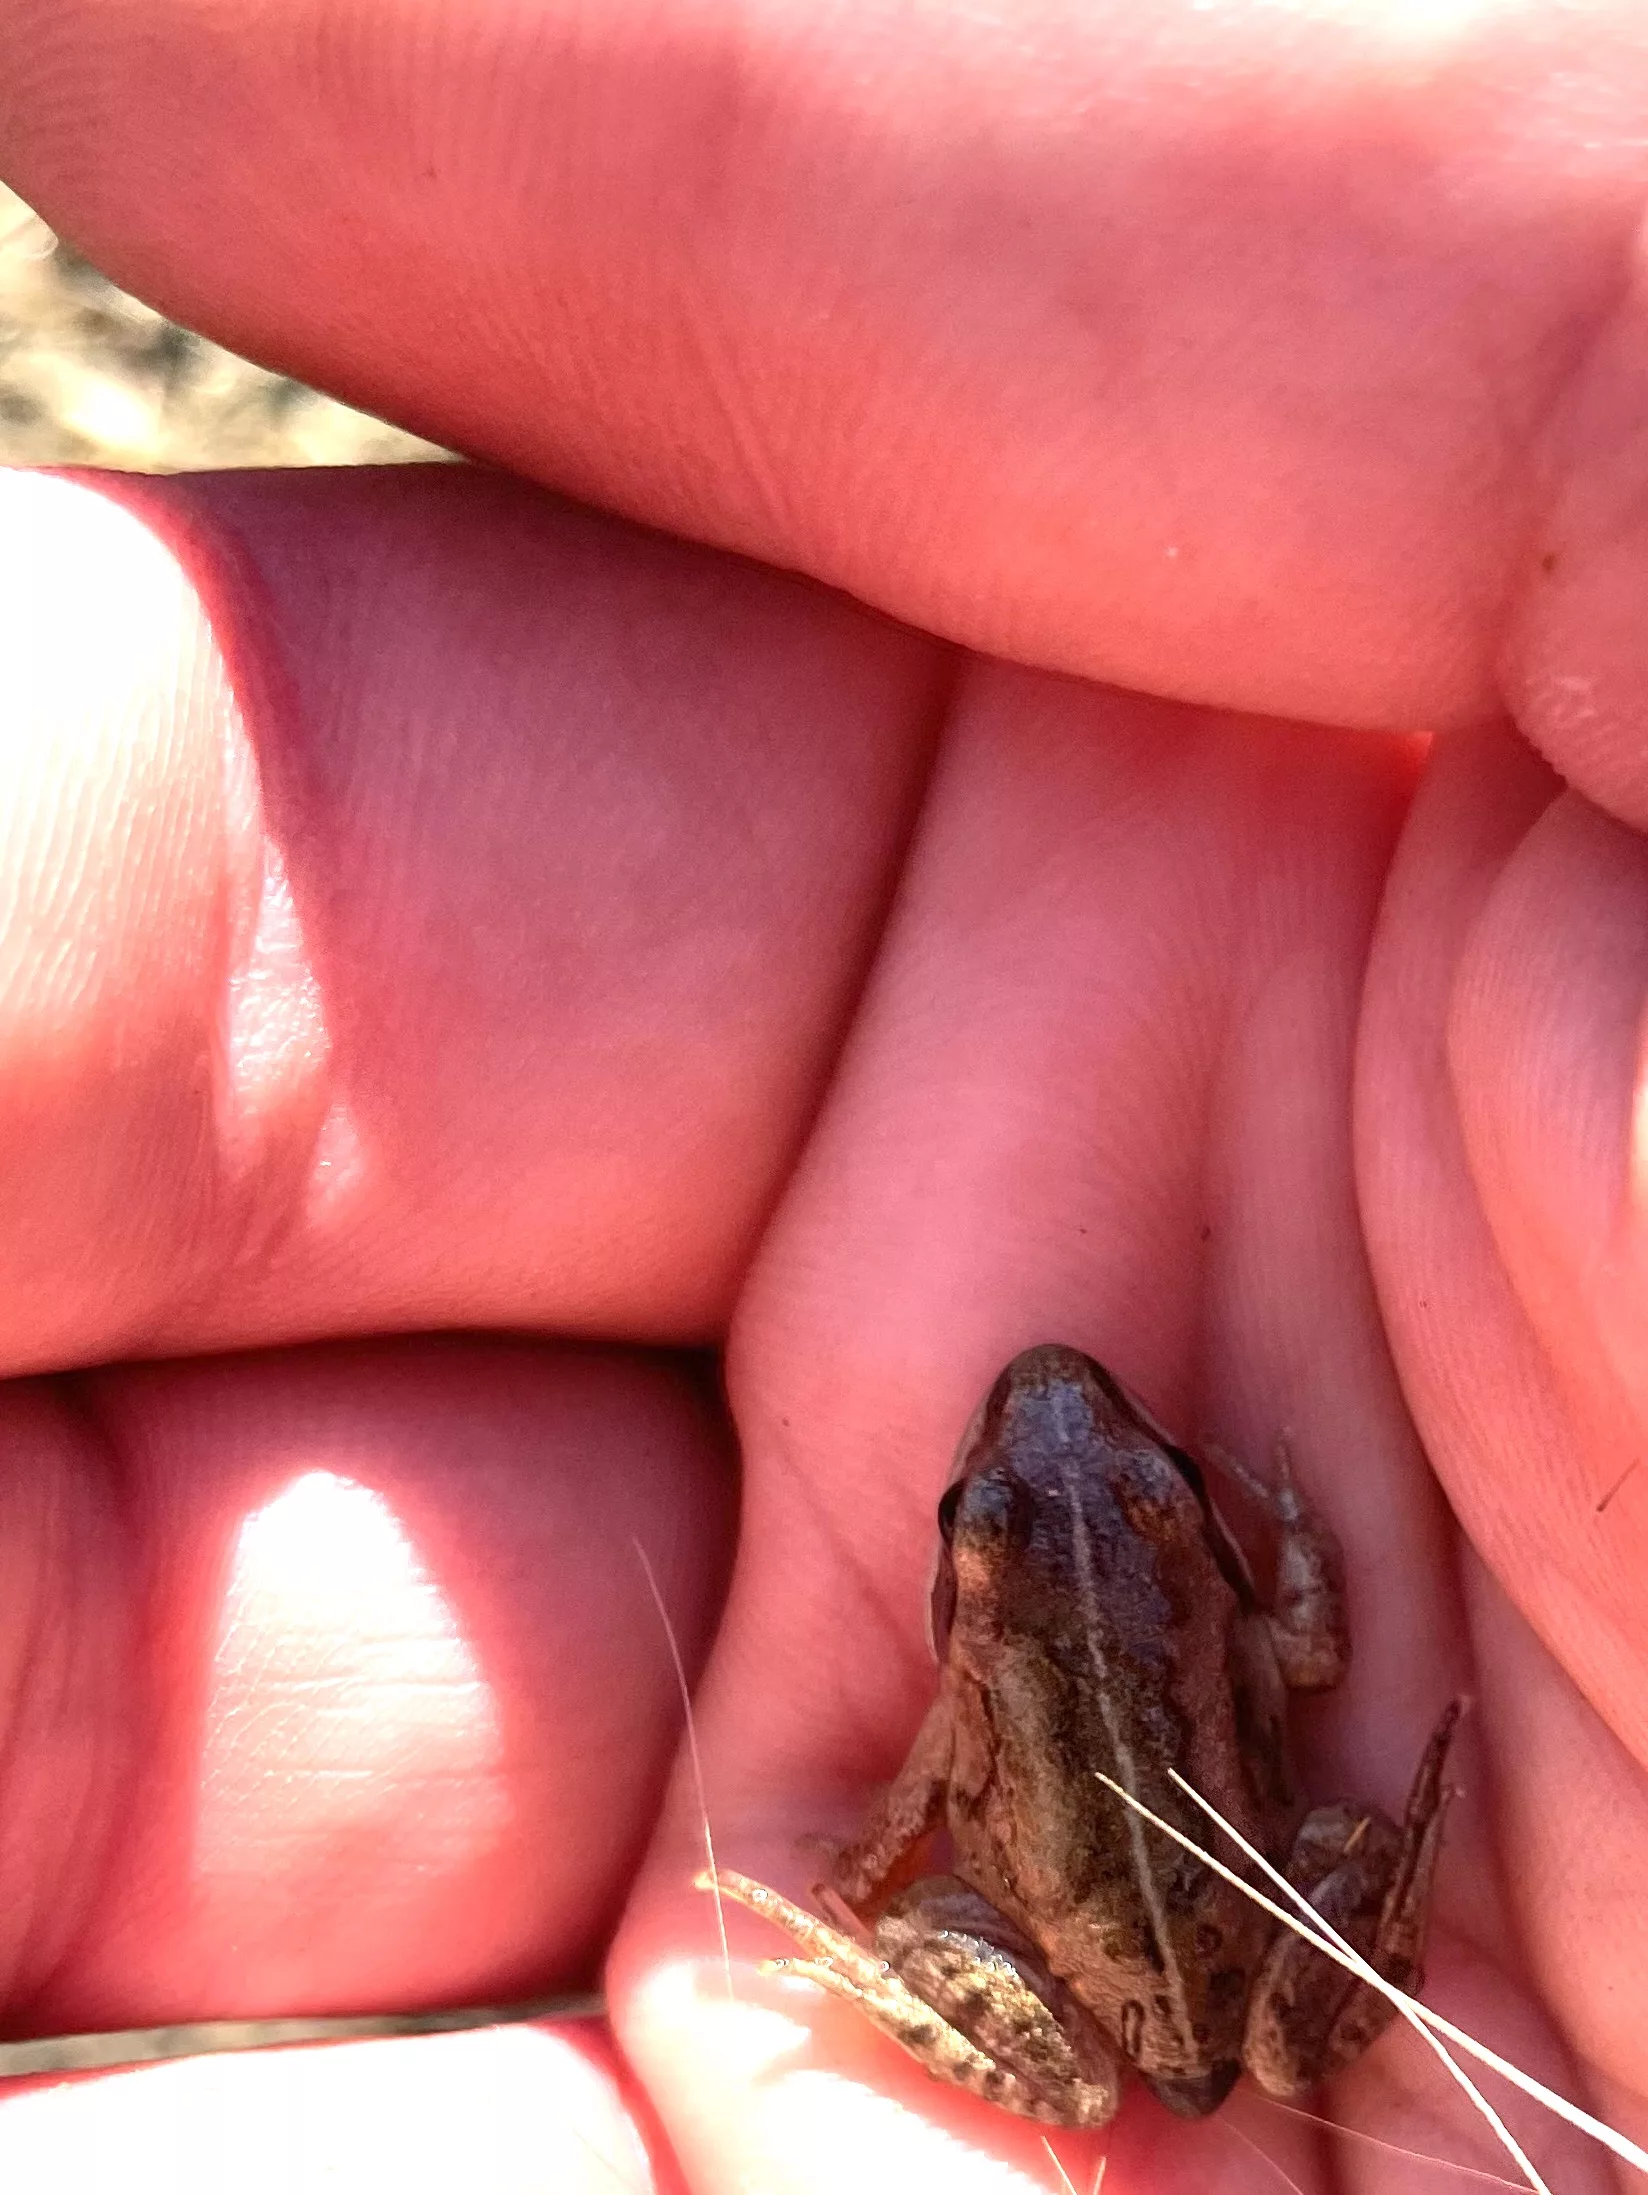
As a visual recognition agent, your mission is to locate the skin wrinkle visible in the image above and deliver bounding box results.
[1442,799,1648,1492]
[705,620,957,1315]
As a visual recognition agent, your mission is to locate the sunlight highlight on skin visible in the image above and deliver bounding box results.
[216,717,373,1229]
[640,1948,1106,2194]
[0,477,202,1007]
[303,1097,370,1219]
[661,1949,820,2082]
[0,2024,646,2194]
[197,1470,505,1878]
[219,784,332,1156]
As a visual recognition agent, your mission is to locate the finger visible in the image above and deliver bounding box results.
[1359,719,1648,1757]
[1358,717,1648,2125]
[6,2,1648,732]
[1462,1551,1648,2155]
[0,1337,731,2027]
[0,467,941,1370]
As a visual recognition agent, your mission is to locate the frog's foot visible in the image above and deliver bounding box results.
[698,1868,1121,2128]
[1242,1700,1461,2099]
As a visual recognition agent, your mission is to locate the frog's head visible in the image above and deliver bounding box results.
[959,1343,1189,1466]
[928,1344,1158,1659]
[927,1344,1258,1662]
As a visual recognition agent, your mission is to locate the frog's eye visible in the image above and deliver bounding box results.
[936,1478,965,1545]
[926,1538,958,1663]
[925,1483,965,1661]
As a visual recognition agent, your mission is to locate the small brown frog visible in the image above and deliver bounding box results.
[709,1342,1457,2126]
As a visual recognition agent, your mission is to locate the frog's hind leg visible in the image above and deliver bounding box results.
[873,1878,1122,2126]
[1242,1700,1460,2099]
[702,1868,1121,2128]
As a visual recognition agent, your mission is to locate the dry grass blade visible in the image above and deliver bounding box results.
[631,1538,732,1998]
[1092,1771,1553,2195]
[1258,2095,1530,2188]
[1040,2133,1105,2193]
[1220,2107,1311,2192]
[1163,1765,1648,2184]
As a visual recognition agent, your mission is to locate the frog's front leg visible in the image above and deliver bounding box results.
[827,1681,957,1910]
[1221,1435,1352,1692]
[705,1869,1121,2127]
[1243,1700,1460,2098]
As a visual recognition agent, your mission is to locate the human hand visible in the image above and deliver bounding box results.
[2,2,1647,2189]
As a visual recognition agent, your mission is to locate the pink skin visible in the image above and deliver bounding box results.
[0,1,1647,2187]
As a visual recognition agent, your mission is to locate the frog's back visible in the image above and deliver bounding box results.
[941,1345,1281,2101]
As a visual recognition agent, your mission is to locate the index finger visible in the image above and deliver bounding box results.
[0,465,941,1370]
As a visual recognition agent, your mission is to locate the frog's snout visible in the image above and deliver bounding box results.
[1139,2061,1242,2119]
